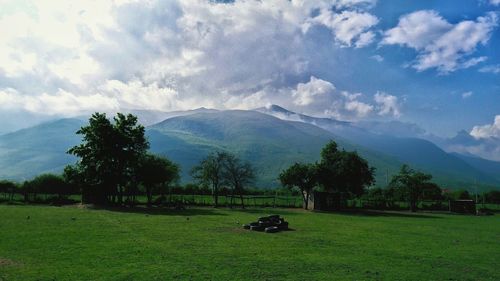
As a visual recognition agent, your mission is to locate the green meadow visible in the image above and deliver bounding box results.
[0,205,498,281]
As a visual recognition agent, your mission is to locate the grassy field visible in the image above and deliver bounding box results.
[0,205,499,281]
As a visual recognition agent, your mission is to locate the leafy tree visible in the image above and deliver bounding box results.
[279,163,317,210]
[389,165,438,212]
[191,151,228,207]
[421,182,442,200]
[21,174,69,201]
[68,113,149,204]
[222,153,255,209]
[0,180,18,201]
[63,165,87,202]
[137,154,180,206]
[317,141,375,197]
[484,190,500,203]
[455,189,472,200]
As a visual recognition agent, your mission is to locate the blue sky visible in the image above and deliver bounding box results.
[0,0,499,139]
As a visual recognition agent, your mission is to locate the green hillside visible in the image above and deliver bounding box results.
[0,119,85,181]
[0,110,498,190]
[148,110,403,187]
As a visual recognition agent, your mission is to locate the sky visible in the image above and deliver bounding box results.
[0,0,499,139]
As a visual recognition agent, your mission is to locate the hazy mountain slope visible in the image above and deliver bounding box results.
[256,105,500,188]
[451,152,500,182]
[148,110,402,187]
[0,109,497,190]
[124,108,219,126]
[0,119,85,180]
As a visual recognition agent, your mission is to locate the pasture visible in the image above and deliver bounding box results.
[0,204,498,280]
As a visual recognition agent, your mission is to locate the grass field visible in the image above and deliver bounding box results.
[0,205,499,281]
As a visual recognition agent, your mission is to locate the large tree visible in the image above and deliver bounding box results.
[389,164,438,212]
[317,141,375,197]
[222,153,255,209]
[68,113,149,205]
[137,154,180,206]
[191,151,228,207]
[279,163,317,210]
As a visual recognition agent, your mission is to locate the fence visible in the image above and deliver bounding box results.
[1,191,499,211]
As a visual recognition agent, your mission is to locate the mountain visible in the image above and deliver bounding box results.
[122,107,219,126]
[256,104,351,127]
[0,118,85,180]
[0,110,57,135]
[439,131,500,162]
[451,152,500,182]
[0,108,498,190]
[256,105,500,189]
[148,110,401,187]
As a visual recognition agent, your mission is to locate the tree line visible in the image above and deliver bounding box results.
[1,112,499,212]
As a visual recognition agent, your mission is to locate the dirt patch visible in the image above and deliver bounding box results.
[0,258,20,267]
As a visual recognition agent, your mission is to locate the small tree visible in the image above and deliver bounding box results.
[191,151,228,207]
[389,165,437,212]
[137,154,180,206]
[222,153,255,209]
[279,163,317,210]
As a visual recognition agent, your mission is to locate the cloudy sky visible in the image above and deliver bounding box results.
[0,0,499,138]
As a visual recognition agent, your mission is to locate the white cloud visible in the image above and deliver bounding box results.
[292,76,336,106]
[374,92,401,117]
[283,77,377,120]
[462,91,473,99]
[344,100,374,118]
[470,115,500,139]
[306,10,379,48]
[382,10,498,73]
[370,55,384,62]
[0,88,118,115]
[479,64,500,74]
[0,80,182,115]
[0,0,380,118]
[490,0,500,6]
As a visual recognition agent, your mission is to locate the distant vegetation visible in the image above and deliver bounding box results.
[1,112,499,212]
[280,141,375,209]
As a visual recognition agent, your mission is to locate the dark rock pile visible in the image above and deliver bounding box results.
[243,215,289,233]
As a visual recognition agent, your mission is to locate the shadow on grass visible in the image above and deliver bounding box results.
[227,208,304,216]
[315,209,443,219]
[93,206,229,216]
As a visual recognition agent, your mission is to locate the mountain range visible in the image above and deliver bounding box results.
[0,106,498,191]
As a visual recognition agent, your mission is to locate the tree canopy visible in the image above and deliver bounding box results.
[317,141,375,197]
[68,113,149,204]
[389,164,439,212]
[279,162,317,209]
[222,152,255,208]
[137,153,180,206]
[191,151,254,208]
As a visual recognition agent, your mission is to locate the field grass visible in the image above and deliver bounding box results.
[0,205,499,281]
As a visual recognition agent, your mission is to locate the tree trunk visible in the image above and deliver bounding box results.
[304,192,309,210]
[301,190,308,210]
[147,186,152,207]
[410,199,417,212]
[213,184,219,208]
[239,187,245,209]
